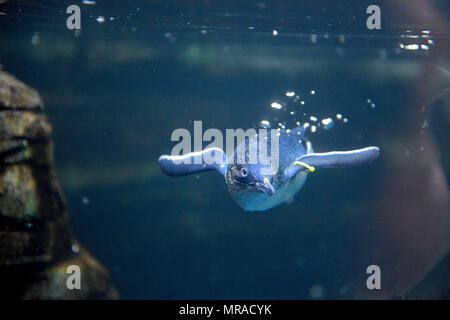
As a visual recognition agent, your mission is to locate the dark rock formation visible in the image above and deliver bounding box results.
[0,69,117,299]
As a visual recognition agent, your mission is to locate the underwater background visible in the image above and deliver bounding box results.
[0,0,449,299]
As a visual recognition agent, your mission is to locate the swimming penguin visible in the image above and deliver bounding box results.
[159,125,380,211]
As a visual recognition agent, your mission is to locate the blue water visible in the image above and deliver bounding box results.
[1,0,449,299]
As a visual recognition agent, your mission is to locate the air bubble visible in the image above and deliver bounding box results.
[31,33,40,45]
[271,102,282,110]
[82,197,90,205]
[260,120,271,129]
[321,118,334,130]
[286,91,295,97]
[405,44,419,50]
[72,244,80,253]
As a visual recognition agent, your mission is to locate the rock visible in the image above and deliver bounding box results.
[0,69,117,299]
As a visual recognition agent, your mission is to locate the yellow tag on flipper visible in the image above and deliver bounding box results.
[293,161,315,172]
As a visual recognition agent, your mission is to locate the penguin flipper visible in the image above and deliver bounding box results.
[286,146,380,178]
[159,147,228,177]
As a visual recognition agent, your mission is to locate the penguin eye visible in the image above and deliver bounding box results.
[239,167,248,177]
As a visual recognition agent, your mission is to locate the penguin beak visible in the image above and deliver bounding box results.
[255,177,275,196]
